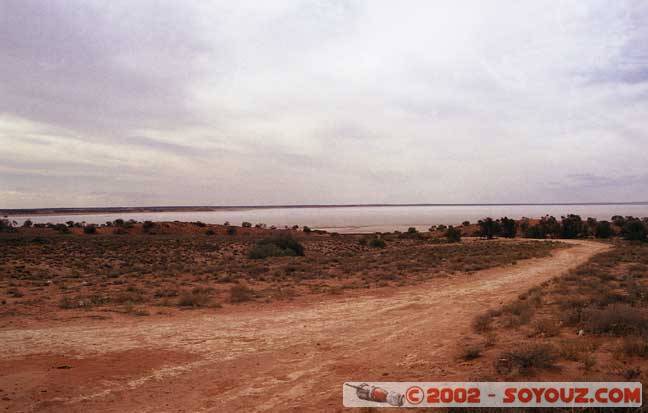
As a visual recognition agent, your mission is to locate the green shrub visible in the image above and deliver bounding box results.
[524,225,545,239]
[622,219,647,241]
[445,226,461,243]
[226,226,237,235]
[478,217,500,239]
[54,223,70,233]
[595,220,613,238]
[0,219,16,233]
[499,217,517,238]
[142,221,156,232]
[523,215,561,239]
[248,243,286,259]
[612,215,626,227]
[368,237,386,248]
[248,234,304,259]
[83,224,97,234]
[560,214,584,239]
[242,221,252,228]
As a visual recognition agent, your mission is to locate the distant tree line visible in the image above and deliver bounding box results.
[475,214,647,241]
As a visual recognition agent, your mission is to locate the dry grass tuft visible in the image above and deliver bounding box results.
[229,285,254,303]
[494,343,558,376]
[178,287,213,307]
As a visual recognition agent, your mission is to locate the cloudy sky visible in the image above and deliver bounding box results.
[2,0,648,207]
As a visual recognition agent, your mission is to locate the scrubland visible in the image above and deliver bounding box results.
[0,222,561,321]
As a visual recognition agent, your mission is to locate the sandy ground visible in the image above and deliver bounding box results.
[0,240,608,412]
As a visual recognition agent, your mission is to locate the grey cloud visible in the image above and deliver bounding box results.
[2,1,648,208]
[1,0,210,134]
[565,173,647,188]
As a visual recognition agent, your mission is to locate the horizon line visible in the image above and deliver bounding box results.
[3,201,648,214]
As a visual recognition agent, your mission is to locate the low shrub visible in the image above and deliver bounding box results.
[530,319,560,337]
[54,223,70,233]
[473,310,499,333]
[230,285,254,303]
[558,340,588,361]
[178,288,212,307]
[7,288,23,298]
[621,336,648,358]
[368,237,386,248]
[249,243,286,259]
[113,289,145,304]
[459,345,483,361]
[583,304,648,336]
[154,289,179,298]
[142,221,156,232]
[58,294,109,309]
[0,219,16,233]
[495,344,558,375]
[83,225,97,234]
[248,234,304,259]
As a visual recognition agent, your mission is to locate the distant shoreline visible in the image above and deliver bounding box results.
[3,202,648,216]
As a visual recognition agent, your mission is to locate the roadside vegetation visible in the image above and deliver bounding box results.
[464,241,648,388]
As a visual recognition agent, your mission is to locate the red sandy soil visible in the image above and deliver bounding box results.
[0,240,608,412]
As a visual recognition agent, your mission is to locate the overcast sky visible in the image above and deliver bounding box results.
[2,1,648,207]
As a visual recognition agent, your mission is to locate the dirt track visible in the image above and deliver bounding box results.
[0,240,609,412]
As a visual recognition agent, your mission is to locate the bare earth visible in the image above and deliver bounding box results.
[0,240,609,412]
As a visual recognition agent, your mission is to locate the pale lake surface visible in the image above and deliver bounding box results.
[9,204,648,233]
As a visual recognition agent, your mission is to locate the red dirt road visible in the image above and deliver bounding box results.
[0,240,608,412]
